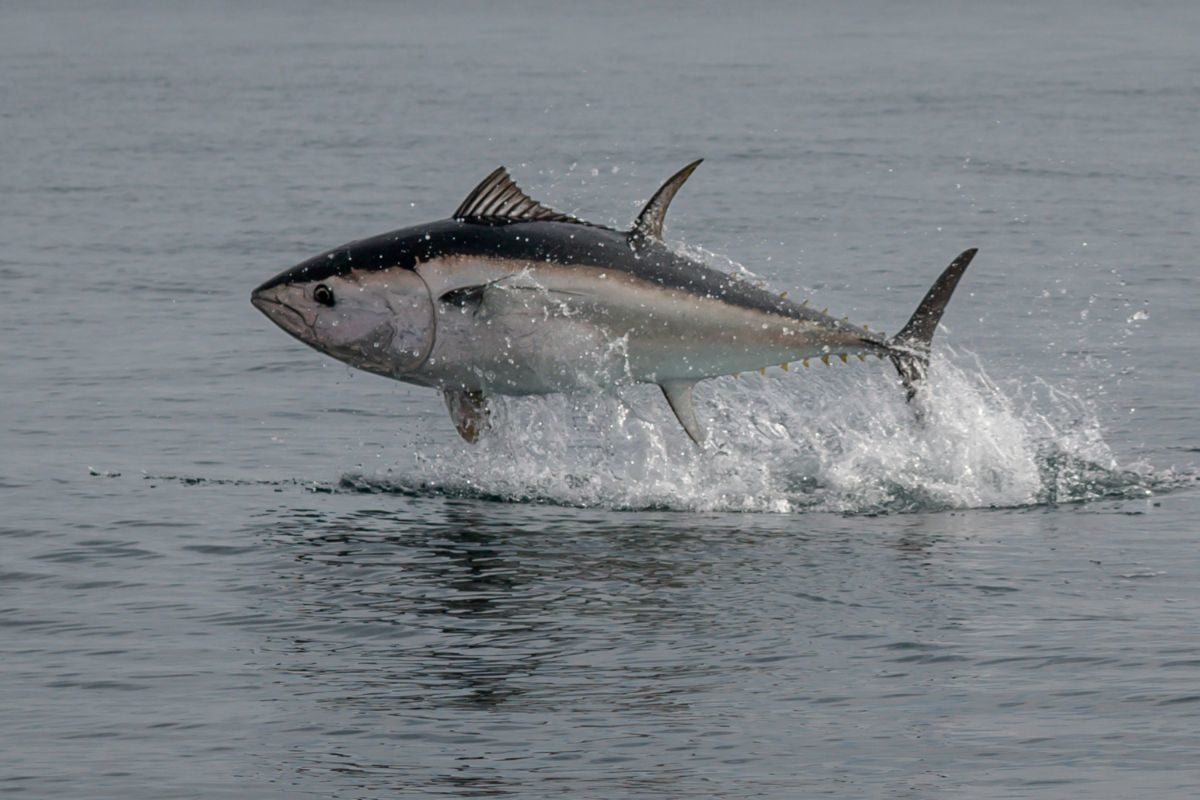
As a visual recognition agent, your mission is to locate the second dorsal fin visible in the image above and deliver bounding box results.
[453,166,581,224]
[629,159,702,248]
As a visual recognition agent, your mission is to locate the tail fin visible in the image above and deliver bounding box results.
[889,248,977,402]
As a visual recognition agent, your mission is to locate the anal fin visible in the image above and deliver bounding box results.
[659,381,706,444]
[444,389,490,443]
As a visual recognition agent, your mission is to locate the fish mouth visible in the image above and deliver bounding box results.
[250,290,311,337]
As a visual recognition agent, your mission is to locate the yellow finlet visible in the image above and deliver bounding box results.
[820,354,830,366]
[758,367,766,376]
[802,358,810,368]
[780,362,789,371]
[838,353,848,364]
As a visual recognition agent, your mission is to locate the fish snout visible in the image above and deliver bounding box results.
[251,284,312,340]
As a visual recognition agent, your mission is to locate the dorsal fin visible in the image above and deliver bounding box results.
[629,159,702,248]
[453,166,581,223]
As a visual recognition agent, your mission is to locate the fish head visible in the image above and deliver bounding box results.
[251,252,435,378]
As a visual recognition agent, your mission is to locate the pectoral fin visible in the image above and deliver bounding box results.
[659,381,706,444]
[438,280,587,319]
[444,389,490,443]
[438,284,488,309]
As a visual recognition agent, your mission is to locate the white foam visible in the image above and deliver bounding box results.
[356,349,1171,514]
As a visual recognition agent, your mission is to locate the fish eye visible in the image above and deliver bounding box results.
[313,284,335,307]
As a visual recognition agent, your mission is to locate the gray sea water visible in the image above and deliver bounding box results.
[3,2,1199,797]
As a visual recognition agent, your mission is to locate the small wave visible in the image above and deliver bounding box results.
[343,351,1189,514]
[137,474,340,492]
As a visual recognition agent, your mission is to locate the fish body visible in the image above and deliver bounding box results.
[252,162,976,443]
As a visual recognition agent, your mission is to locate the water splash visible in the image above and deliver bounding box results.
[345,351,1183,514]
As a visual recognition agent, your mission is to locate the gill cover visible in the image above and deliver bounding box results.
[316,270,436,378]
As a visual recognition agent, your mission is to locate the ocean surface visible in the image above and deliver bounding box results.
[3,2,1199,797]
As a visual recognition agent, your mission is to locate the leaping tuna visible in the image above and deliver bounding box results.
[251,161,976,444]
